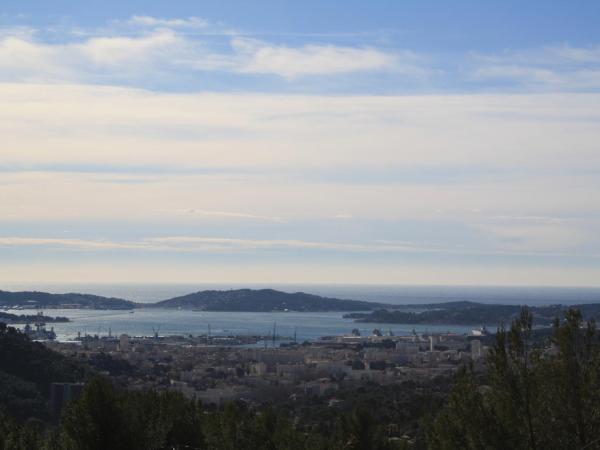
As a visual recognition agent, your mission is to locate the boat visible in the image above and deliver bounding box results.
[23,311,56,341]
[471,326,488,337]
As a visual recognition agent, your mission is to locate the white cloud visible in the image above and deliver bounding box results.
[1,85,599,240]
[128,16,209,29]
[231,37,404,78]
[77,30,182,67]
[1,233,596,259]
[178,209,286,223]
[0,235,431,253]
[2,18,600,90]
[0,237,145,250]
[545,44,600,64]
[1,84,599,172]
[0,30,196,82]
[146,236,418,252]
[0,21,408,82]
[471,44,600,90]
[473,65,600,90]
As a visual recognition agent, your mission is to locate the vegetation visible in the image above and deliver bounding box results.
[0,324,89,423]
[151,288,390,311]
[0,288,388,312]
[0,291,134,310]
[0,312,69,324]
[346,301,600,326]
[426,308,600,449]
[0,325,87,389]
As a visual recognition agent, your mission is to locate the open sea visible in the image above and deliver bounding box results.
[4,283,600,342]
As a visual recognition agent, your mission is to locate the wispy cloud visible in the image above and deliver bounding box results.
[470,44,600,90]
[1,234,597,258]
[0,17,411,83]
[127,16,209,29]
[230,37,406,79]
[0,235,434,253]
[0,237,145,250]
[2,17,600,91]
[169,209,286,223]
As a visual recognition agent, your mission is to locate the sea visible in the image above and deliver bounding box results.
[4,283,600,343]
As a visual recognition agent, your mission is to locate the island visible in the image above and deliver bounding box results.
[148,288,390,312]
[0,288,390,312]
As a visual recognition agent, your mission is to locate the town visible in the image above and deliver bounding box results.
[45,328,488,408]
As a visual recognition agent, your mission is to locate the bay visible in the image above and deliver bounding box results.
[17,308,474,343]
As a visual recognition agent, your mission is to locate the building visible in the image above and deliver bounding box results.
[471,340,482,359]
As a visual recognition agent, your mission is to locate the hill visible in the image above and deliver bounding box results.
[344,301,600,326]
[0,290,135,310]
[0,324,88,420]
[0,311,69,323]
[150,288,389,312]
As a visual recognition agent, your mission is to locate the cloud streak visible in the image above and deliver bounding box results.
[0,236,434,253]
[127,16,209,29]
[0,20,407,83]
[470,44,600,90]
[230,37,406,78]
[0,233,597,259]
[2,18,600,91]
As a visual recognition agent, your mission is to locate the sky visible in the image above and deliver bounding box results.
[1,1,600,286]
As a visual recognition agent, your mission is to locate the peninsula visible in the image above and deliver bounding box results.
[0,311,70,324]
[148,288,390,312]
[344,301,600,326]
[0,288,389,312]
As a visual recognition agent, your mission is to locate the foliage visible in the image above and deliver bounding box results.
[348,302,600,327]
[153,288,388,312]
[427,308,600,450]
[0,326,88,391]
[0,290,135,309]
[0,325,90,427]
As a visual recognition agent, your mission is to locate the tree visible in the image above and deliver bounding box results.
[59,377,125,450]
[427,308,600,450]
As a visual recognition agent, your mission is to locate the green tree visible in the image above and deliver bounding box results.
[427,308,600,450]
[59,378,125,450]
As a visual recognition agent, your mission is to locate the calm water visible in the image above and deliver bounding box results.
[4,283,600,342]
[17,308,474,343]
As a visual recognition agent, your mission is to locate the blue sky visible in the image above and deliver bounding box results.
[4,1,600,49]
[1,1,600,286]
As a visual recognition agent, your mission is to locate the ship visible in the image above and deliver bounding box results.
[23,311,57,341]
[471,326,488,337]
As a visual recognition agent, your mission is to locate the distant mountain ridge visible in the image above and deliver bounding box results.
[0,288,389,312]
[0,290,135,310]
[345,301,600,326]
[6,288,600,319]
[149,288,390,311]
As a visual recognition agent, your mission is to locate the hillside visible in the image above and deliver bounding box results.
[150,288,389,312]
[0,311,69,323]
[0,325,88,420]
[0,290,135,310]
[344,301,595,326]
